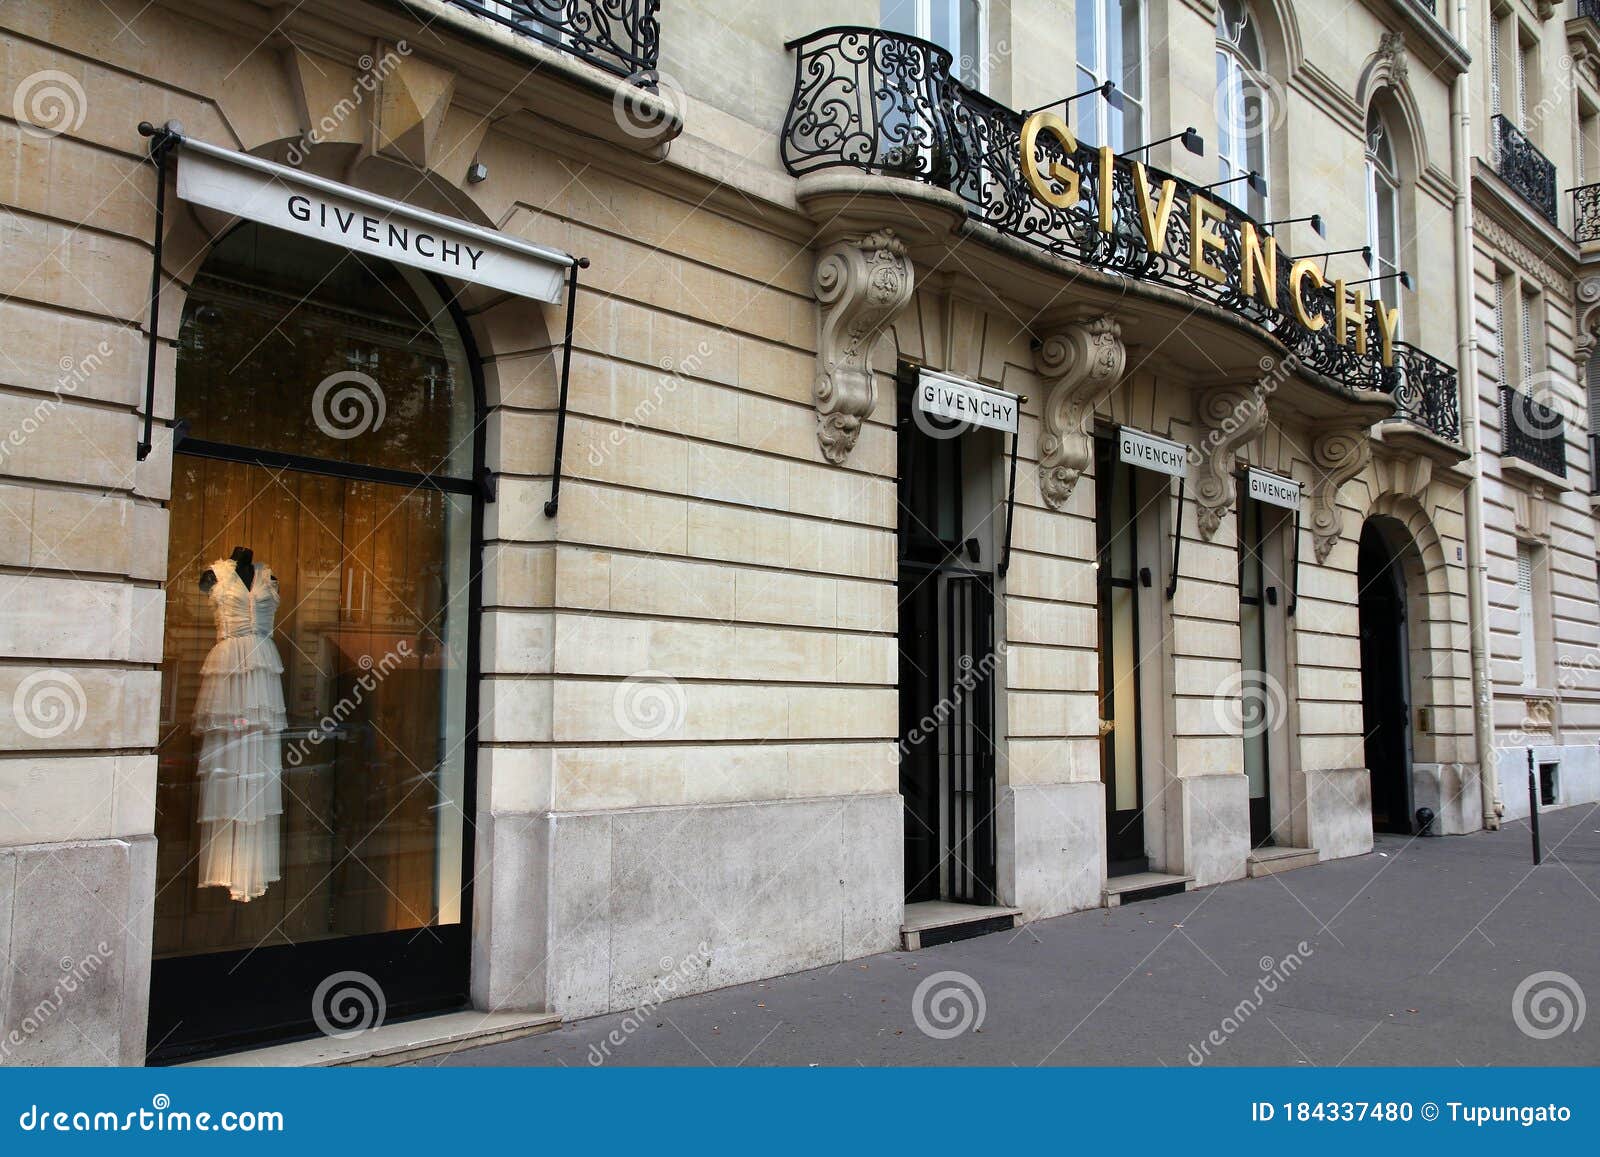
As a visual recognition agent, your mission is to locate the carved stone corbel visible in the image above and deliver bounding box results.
[1309,424,1373,563]
[1034,316,1126,509]
[812,230,915,464]
[1194,383,1269,540]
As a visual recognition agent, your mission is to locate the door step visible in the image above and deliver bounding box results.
[1247,846,1320,877]
[180,1009,560,1068]
[901,901,1021,950]
[1102,871,1194,908]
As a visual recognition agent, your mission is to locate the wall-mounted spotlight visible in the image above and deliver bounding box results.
[1262,213,1325,238]
[1348,269,1416,291]
[1022,79,1124,117]
[1299,244,1373,271]
[1199,169,1268,198]
[1118,127,1204,159]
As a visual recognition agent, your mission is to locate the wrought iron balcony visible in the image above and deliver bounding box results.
[1581,0,1600,26]
[445,0,659,80]
[1491,114,1558,225]
[1499,384,1568,478]
[780,26,1463,443]
[1574,181,1600,244]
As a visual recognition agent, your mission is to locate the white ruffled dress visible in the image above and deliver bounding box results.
[193,559,286,902]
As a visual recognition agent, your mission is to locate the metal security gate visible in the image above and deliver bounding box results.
[899,561,998,905]
[940,571,997,903]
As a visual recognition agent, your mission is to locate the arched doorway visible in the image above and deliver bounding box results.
[1358,519,1413,834]
[148,220,483,1060]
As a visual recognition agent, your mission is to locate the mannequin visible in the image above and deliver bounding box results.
[193,544,285,902]
[200,545,257,593]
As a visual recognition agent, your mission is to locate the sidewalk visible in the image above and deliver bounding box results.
[423,805,1600,1067]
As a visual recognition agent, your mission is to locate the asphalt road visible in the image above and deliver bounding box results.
[421,804,1600,1067]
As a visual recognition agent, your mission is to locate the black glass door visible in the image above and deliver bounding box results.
[1359,524,1413,834]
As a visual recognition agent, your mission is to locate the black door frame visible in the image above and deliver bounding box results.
[896,371,999,906]
[147,255,485,1063]
[1095,437,1148,877]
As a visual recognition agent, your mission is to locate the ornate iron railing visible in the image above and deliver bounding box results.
[1573,182,1600,244]
[445,0,659,80]
[781,27,1462,442]
[1581,0,1600,27]
[1500,384,1568,477]
[1491,114,1558,225]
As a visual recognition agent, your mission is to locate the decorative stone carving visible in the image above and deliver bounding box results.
[812,230,914,464]
[1576,273,1600,377]
[1514,486,1552,543]
[1193,383,1268,540]
[1376,30,1408,87]
[1034,316,1126,509]
[1309,424,1372,563]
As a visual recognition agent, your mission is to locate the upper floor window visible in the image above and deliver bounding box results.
[1365,107,1402,333]
[1075,0,1146,152]
[1215,0,1269,219]
[882,0,985,89]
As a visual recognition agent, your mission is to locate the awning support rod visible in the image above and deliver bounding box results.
[1166,475,1185,600]
[136,121,181,462]
[544,257,589,516]
[997,420,1021,578]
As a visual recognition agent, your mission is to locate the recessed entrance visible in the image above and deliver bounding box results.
[896,374,999,907]
[1358,520,1414,835]
[148,222,481,1061]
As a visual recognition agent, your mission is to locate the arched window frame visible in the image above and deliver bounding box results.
[1215,0,1270,220]
[1365,106,1403,336]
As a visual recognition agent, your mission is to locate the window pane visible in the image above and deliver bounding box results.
[178,224,475,479]
[156,463,472,955]
[1077,0,1099,76]
[1119,0,1144,103]
[881,0,918,36]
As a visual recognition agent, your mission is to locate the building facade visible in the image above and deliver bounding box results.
[0,0,1581,1066]
[1469,0,1600,823]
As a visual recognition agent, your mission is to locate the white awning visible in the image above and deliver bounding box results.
[173,136,572,302]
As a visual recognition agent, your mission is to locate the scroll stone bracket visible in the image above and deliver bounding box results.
[1034,316,1127,510]
[812,229,915,465]
[1309,424,1373,564]
[1194,383,1269,540]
